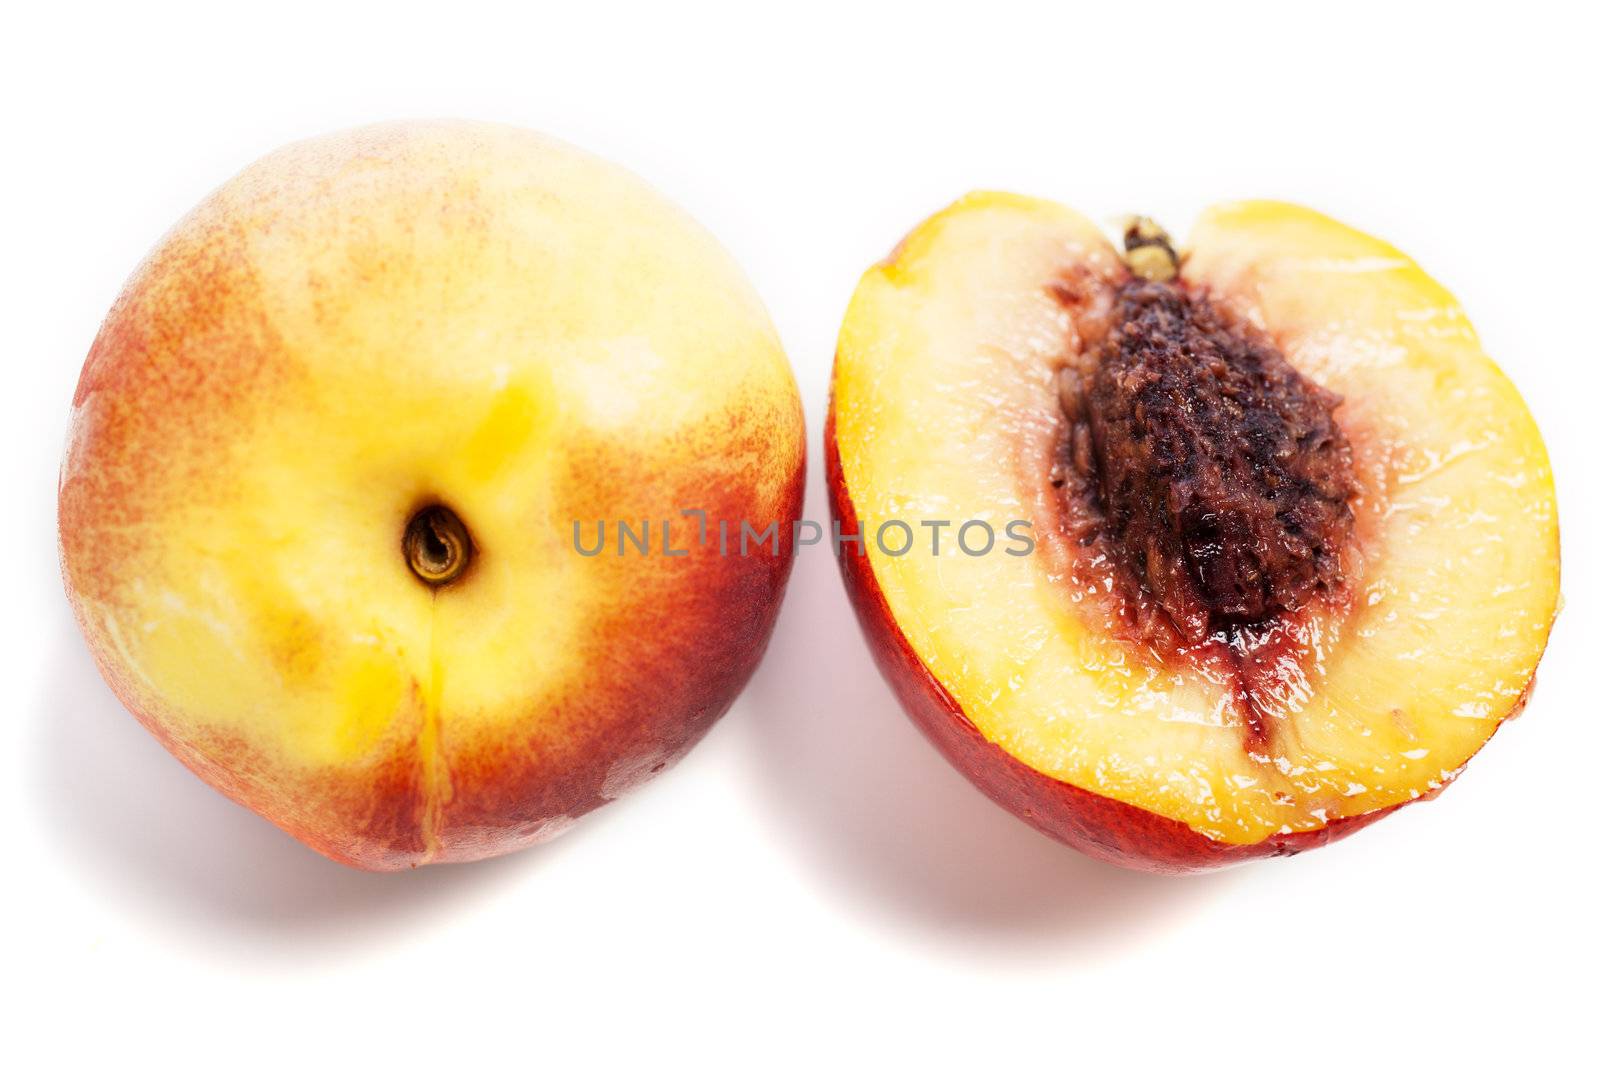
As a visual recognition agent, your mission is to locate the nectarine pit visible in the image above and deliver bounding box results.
[404,504,474,587]
[1054,228,1358,647]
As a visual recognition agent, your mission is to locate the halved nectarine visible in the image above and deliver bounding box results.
[828,194,1558,872]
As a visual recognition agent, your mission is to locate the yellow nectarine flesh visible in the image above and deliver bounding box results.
[830,194,1557,868]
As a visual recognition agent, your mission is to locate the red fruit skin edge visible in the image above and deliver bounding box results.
[823,406,1397,874]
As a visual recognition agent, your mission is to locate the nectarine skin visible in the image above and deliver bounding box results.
[59,122,806,870]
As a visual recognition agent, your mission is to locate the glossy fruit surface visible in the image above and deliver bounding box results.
[60,121,805,870]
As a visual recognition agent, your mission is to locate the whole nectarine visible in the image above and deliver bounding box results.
[59,121,805,870]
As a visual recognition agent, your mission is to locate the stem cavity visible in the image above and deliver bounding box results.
[405,505,473,587]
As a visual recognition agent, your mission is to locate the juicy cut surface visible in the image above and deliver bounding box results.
[1065,280,1360,643]
[831,194,1559,846]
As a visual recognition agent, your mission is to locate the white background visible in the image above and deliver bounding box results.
[6,2,1597,1062]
